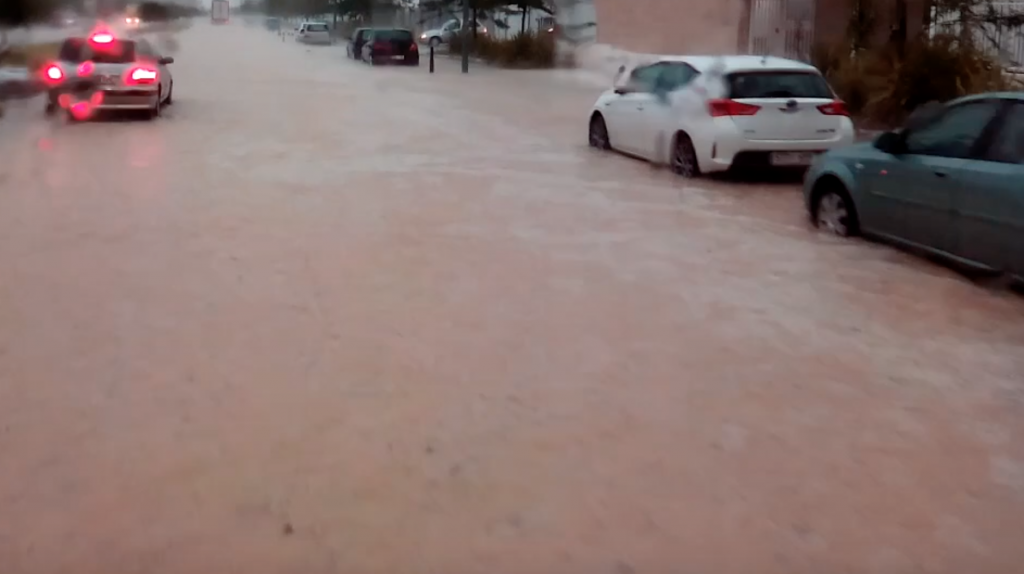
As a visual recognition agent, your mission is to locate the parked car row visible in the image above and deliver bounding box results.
[588,54,1023,285]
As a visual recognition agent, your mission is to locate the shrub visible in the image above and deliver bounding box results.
[820,34,1010,127]
[0,41,60,69]
[448,31,555,69]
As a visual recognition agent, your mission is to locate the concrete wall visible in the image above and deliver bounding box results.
[587,0,927,56]
[592,0,748,54]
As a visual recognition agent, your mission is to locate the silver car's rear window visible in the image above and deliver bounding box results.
[306,24,328,32]
[727,71,833,99]
[59,38,137,64]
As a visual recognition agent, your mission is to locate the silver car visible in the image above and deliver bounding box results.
[296,22,331,45]
[43,32,174,119]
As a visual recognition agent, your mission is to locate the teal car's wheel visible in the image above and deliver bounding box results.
[813,180,859,237]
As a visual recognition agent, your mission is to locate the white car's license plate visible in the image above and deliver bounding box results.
[99,75,117,86]
[770,151,815,166]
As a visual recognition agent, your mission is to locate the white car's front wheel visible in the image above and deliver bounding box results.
[429,37,442,48]
[588,114,610,150]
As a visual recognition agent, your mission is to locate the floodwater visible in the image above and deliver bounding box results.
[0,20,1022,574]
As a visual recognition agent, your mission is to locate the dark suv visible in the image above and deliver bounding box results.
[361,28,419,66]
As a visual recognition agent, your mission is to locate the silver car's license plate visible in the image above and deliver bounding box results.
[770,151,815,166]
[98,75,118,86]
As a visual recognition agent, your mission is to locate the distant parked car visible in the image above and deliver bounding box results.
[265,17,281,31]
[347,28,371,59]
[296,21,331,45]
[419,18,487,47]
[804,93,1024,280]
[588,55,855,178]
[361,28,419,66]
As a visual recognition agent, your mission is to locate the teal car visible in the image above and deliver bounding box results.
[804,93,1024,280]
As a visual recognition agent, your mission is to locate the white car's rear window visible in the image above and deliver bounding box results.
[306,24,328,32]
[727,71,833,99]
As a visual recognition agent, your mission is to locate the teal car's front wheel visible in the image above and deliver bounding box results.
[812,180,859,238]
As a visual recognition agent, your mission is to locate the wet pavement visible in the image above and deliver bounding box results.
[1,21,1023,574]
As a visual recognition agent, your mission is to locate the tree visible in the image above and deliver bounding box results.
[333,0,402,22]
[422,0,550,38]
[930,0,1024,50]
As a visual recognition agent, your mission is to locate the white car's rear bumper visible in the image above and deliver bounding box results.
[699,117,856,173]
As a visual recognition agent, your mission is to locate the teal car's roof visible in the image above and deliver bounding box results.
[950,91,1024,105]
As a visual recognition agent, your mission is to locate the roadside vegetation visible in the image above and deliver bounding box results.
[255,0,557,68]
[815,0,1024,127]
[447,30,555,68]
[0,41,59,68]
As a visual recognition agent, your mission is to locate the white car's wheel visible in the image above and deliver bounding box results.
[588,114,610,150]
[670,132,700,178]
[429,37,442,48]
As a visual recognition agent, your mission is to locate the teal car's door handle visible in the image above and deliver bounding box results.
[934,169,949,178]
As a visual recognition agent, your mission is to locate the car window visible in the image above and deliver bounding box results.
[135,39,154,57]
[91,40,136,64]
[60,38,137,64]
[58,38,87,62]
[307,24,328,32]
[727,71,833,99]
[904,100,1001,159]
[982,103,1024,164]
[654,62,698,92]
[627,64,664,91]
[375,29,413,42]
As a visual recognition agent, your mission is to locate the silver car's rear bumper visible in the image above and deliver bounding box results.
[49,86,159,110]
[95,89,158,110]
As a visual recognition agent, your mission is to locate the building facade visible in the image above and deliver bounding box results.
[582,0,927,60]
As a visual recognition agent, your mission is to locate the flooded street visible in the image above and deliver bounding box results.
[1,21,1023,573]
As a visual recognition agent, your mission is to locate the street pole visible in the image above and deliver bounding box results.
[460,0,470,73]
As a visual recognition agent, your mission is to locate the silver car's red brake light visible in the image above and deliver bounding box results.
[44,65,64,81]
[127,67,158,84]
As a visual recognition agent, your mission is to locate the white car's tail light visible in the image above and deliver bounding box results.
[708,99,761,117]
[817,101,850,116]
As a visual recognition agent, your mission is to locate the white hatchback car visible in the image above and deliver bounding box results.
[588,55,855,177]
[296,22,331,45]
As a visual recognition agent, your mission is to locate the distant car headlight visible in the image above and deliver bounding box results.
[420,33,427,39]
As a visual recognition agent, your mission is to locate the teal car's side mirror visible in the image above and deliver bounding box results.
[874,131,903,154]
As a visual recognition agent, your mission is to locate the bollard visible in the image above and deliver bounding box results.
[429,45,434,73]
